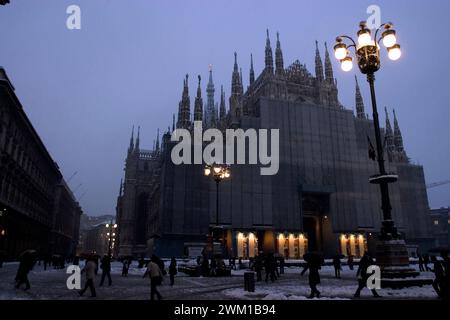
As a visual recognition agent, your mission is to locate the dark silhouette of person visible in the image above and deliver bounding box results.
[210,257,217,276]
[423,254,431,271]
[353,252,381,298]
[333,256,342,278]
[144,255,163,300]
[254,253,263,281]
[418,254,425,272]
[279,256,285,275]
[441,251,450,299]
[430,255,445,298]
[264,253,277,283]
[121,259,129,277]
[99,255,112,286]
[169,257,177,286]
[201,254,210,277]
[347,255,354,271]
[15,251,36,290]
[79,257,97,297]
[301,256,322,298]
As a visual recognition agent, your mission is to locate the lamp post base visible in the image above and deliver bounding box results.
[375,238,432,288]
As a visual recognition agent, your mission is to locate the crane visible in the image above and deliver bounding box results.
[426,180,450,189]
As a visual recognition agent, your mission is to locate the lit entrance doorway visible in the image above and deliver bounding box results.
[301,193,331,254]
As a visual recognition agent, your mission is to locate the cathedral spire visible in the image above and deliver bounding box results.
[275,31,284,75]
[194,75,203,121]
[128,125,135,154]
[384,107,395,154]
[324,42,334,81]
[249,53,255,85]
[206,65,216,127]
[220,85,226,120]
[155,128,160,151]
[393,109,404,153]
[231,52,241,96]
[265,29,274,73]
[177,74,191,128]
[355,75,366,119]
[315,40,324,82]
[135,126,140,152]
[239,67,243,94]
[172,114,175,132]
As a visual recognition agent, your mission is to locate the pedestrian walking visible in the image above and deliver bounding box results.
[333,255,342,278]
[264,253,277,283]
[353,252,381,298]
[418,254,425,272]
[441,251,450,299]
[347,255,354,271]
[279,256,285,275]
[201,254,210,276]
[424,254,431,271]
[169,257,177,286]
[144,256,163,300]
[79,257,97,298]
[210,257,217,276]
[15,250,36,290]
[430,255,445,298]
[99,255,112,286]
[122,259,129,277]
[255,253,263,282]
[301,253,323,298]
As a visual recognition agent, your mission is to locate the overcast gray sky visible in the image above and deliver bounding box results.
[0,0,449,216]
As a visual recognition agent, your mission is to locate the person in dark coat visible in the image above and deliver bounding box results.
[169,257,177,286]
[254,253,263,281]
[353,252,381,298]
[441,252,450,299]
[279,256,285,275]
[121,259,129,277]
[210,257,217,276]
[423,254,431,271]
[264,253,277,283]
[301,256,322,298]
[15,251,36,290]
[99,255,112,286]
[201,254,210,277]
[418,254,425,272]
[347,255,354,271]
[333,256,342,278]
[430,255,445,298]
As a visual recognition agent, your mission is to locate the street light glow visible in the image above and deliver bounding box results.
[388,44,402,61]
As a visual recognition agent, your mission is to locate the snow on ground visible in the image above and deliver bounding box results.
[0,261,439,300]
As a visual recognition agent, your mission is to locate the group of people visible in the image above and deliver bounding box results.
[249,252,285,283]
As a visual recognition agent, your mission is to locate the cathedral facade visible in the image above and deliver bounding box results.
[116,31,433,259]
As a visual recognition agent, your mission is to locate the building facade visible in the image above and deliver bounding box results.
[0,67,82,260]
[116,31,434,259]
[429,207,450,249]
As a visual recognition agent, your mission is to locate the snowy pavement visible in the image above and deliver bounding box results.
[0,261,438,300]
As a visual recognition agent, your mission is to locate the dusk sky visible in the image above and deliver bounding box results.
[0,0,449,216]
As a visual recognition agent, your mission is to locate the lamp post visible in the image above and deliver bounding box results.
[334,21,401,240]
[333,22,422,285]
[105,220,117,257]
[204,164,231,243]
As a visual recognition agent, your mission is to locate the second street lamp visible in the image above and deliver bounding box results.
[105,220,117,257]
[204,164,231,245]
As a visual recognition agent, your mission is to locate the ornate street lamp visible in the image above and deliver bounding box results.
[105,220,118,257]
[204,163,231,243]
[333,22,421,285]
